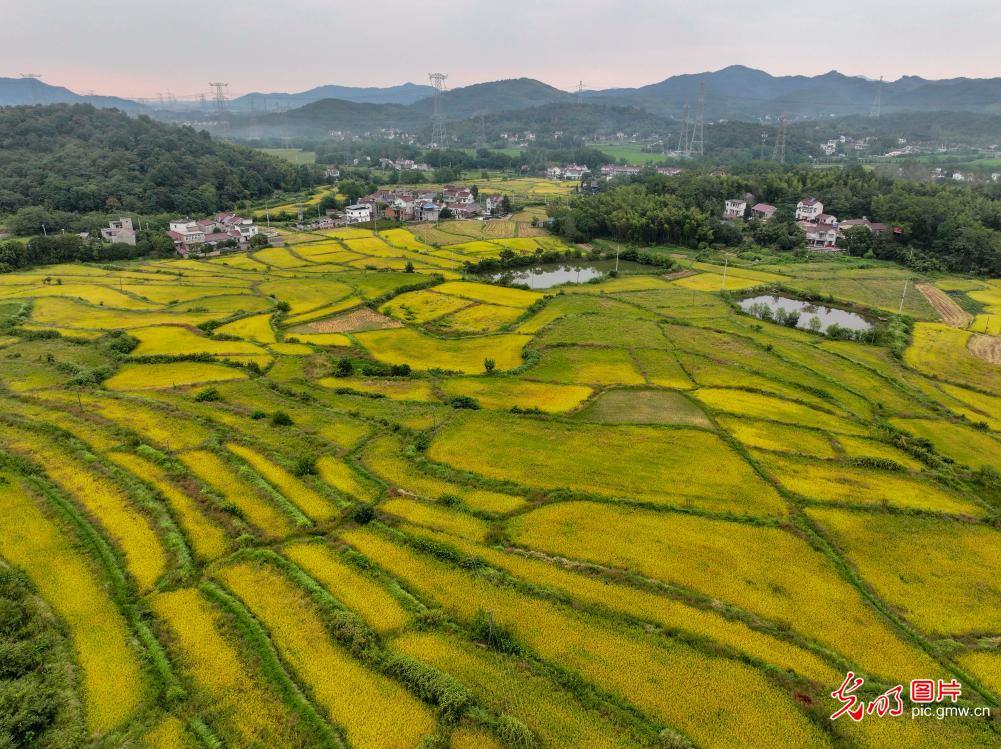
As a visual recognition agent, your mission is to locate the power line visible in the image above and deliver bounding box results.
[688,81,705,157]
[428,72,448,148]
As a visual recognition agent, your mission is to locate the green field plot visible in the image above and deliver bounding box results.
[574,388,712,427]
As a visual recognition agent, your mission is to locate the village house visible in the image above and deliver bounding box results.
[839,218,888,234]
[345,204,372,224]
[798,221,841,250]
[600,164,642,181]
[562,164,590,180]
[815,213,839,226]
[546,166,563,180]
[751,203,776,221]
[419,203,441,222]
[101,217,137,246]
[655,166,684,176]
[442,185,475,205]
[723,199,747,220]
[795,198,824,221]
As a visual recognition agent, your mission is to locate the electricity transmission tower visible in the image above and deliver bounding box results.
[688,82,705,157]
[428,73,448,147]
[869,75,883,119]
[20,74,42,104]
[678,103,691,155]
[208,82,229,110]
[577,80,584,105]
[772,115,788,163]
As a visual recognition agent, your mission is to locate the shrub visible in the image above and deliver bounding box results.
[250,410,266,420]
[483,358,496,373]
[193,387,221,402]
[470,608,522,655]
[351,505,375,525]
[292,455,317,477]
[447,395,480,410]
[334,358,354,377]
[270,411,293,426]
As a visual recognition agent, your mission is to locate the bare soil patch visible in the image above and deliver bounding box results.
[306,308,402,333]
[969,334,1001,364]
[916,283,972,327]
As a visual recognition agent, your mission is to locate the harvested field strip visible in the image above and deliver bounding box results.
[283,541,410,633]
[1,427,167,591]
[108,452,228,561]
[507,501,946,685]
[151,588,315,747]
[919,283,972,327]
[405,525,842,686]
[0,476,144,735]
[968,333,1001,364]
[226,443,338,521]
[361,434,526,514]
[342,527,829,749]
[284,297,363,326]
[217,560,437,749]
[178,450,295,537]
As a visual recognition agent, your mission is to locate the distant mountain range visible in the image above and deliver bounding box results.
[4,66,1001,131]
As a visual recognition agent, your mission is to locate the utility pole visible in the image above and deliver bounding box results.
[760,132,768,161]
[772,115,788,163]
[577,80,584,105]
[209,82,229,111]
[898,279,909,315]
[689,82,705,157]
[720,256,728,291]
[428,73,448,148]
[870,76,883,119]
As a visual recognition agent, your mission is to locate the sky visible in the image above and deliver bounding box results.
[3,0,1000,99]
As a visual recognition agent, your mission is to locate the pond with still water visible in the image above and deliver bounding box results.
[481,260,651,289]
[740,295,873,333]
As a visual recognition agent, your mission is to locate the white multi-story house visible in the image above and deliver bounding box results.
[345,204,372,224]
[168,220,206,245]
[798,221,840,250]
[723,199,747,220]
[101,217,137,246]
[796,198,824,221]
[562,164,590,180]
[546,166,563,180]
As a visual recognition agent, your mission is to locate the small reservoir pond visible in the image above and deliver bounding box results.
[481,260,651,289]
[739,295,873,333]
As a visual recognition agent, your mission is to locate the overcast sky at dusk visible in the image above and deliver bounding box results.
[4,0,1000,99]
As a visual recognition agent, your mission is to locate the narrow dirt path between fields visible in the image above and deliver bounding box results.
[969,334,1001,364]
[915,282,972,327]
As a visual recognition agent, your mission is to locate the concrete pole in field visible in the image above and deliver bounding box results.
[898,279,909,315]
[721,256,729,291]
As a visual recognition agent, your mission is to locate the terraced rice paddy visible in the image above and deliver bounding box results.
[0,247,997,747]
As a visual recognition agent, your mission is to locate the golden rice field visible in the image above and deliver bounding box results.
[0,246,998,747]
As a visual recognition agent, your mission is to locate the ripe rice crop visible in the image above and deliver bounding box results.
[361,434,525,514]
[507,501,944,685]
[2,427,167,591]
[906,323,1001,391]
[318,377,434,402]
[717,416,838,458]
[525,346,646,385]
[142,717,191,749]
[258,278,354,314]
[938,383,1001,431]
[217,560,437,749]
[440,377,592,413]
[674,272,763,292]
[283,297,363,325]
[690,261,788,283]
[407,526,841,685]
[380,289,471,323]
[342,528,828,749]
[806,508,1001,636]
[344,236,404,256]
[752,450,981,515]
[889,418,1001,470]
[632,348,694,388]
[177,450,293,537]
[31,297,222,330]
[834,434,926,471]
[226,443,339,521]
[450,728,504,749]
[319,227,375,240]
[252,246,310,268]
[109,452,228,561]
[394,631,638,749]
[379,497,491,542]
[121,283,248,304]
[315,454,381,501]
[514,294,616,334]
[434,281,543,307]
[785,276,934,318]
[355,328,529,374]
[565,275,678,295]
[693,388,868,435]
[0,282,162,309]
[437,303,524,333]
[682,358,838,414]
[130,325,270,358]
[428,411,786,516]
[283,541,409,632]
[104,362,249,391]
[215,313,277,342]
[956,651,1001,697]
[289,332,352,347]
[269,341,314,355]
[0,476,144,735]
[379,228,435,251]
[151,588,312,747]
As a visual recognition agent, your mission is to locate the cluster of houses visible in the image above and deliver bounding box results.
[167,213,261,255]
[377,158,432,172]
[342,185,507,225]
[547,164,686,182]
[724,196,887,251]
